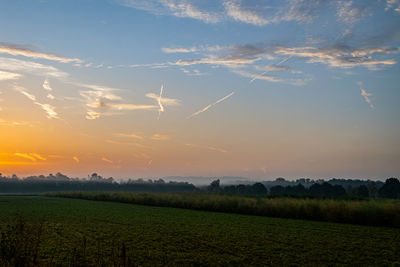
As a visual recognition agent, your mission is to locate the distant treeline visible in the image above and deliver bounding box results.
[1,172,399,199]
[219,178,400,199]
[0,173,195,193]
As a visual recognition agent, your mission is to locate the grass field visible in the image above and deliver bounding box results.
[1,196,400,266]
[45,191,400,227]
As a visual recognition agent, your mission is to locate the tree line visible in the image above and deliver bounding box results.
[0,172,399,199]
[212,178,400,199]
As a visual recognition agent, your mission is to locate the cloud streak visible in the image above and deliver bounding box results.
[73,156,80,163]
[14,85,59,119]
[121,0,219,23]
[188,92,234,119]
[0,57,68,79]
[0,70,22,81]
[0,42,82,63]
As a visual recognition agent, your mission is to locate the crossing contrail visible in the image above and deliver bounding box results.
[157,84,164,120]
[187,92,234,119]
[250,55,293,83]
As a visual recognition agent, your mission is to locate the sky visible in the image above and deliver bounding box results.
[0,0,399,180]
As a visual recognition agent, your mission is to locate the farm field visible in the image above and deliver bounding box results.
[1,196,400,266]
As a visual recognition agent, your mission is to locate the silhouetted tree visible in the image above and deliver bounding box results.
[207,179,220,193]
[270,185,285,195]
[379,178,400,199]
[251,183,268,195]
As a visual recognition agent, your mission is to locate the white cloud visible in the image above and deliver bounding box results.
[160,0,219,23]
[0,57,68,79]
[151,133,170,140]
[0,70,22,81]
[0,43,82,63]
[114,133,144,140]
[43,78,52,91]
[14,85,37,101]
[35,103,58,119]
[185,143,228,153]
[336,1,370,25]
[274,45,398,69]
[121,0,219,23]
[386,0,400,12]
[14,85,59,119]
[224,1,269,26]
[101,156,113,164]
[47,93,55,100]
[86,110,101,120]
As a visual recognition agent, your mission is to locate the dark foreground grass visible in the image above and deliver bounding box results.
[1,196,400,266]
[45,191,400,227]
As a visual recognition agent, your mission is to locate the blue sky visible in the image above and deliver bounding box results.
[0,0,399,180]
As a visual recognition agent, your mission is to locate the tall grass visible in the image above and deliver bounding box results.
[44,192,400,227]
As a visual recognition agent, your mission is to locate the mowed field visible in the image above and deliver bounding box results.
[1,196,400,266]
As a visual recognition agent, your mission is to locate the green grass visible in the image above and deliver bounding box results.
[1,196,400,266]
[45,191,400,227]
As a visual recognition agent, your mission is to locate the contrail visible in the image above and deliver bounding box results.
[157,84,164,120]
[358,82,374,109]
[187,92,234,119]
[250,55,293,83]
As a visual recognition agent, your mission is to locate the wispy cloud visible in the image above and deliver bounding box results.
[46,93,55,100]
[14,152,47,161]
[0,119,37,127]
[223,0,269,26]
[35,103,59,119]
[114,133,144,140]
[146,159,153,167]
[233,69,281,83]
[336,1,369,25]
[0,57,68,78]
[160,0,219,23]
[0,42,82,64]
[120,0,219,23]
[14,153,37,161]
[43,78,52,91]
[14,85,37,101]
[77,82,160,119]
[162,45,225,54]
[180,68,206,76]
[185,143,228,153]
[188,92,234,119]
[31,153,46,161]
[386,0,400,12]
[101,156,114,164]
[223,0,320,26]
[162,46,198,53]
[106,139,151,149]
[274,45,398,70]
[121,0,320,26]
[86,110,101,120]
[151,133,170,141]
[73,156,80,163]
[357,82,374,109]
[14,85,59,119]
[0,70,22,81]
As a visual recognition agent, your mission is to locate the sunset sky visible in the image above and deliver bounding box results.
[0,0,399,180]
